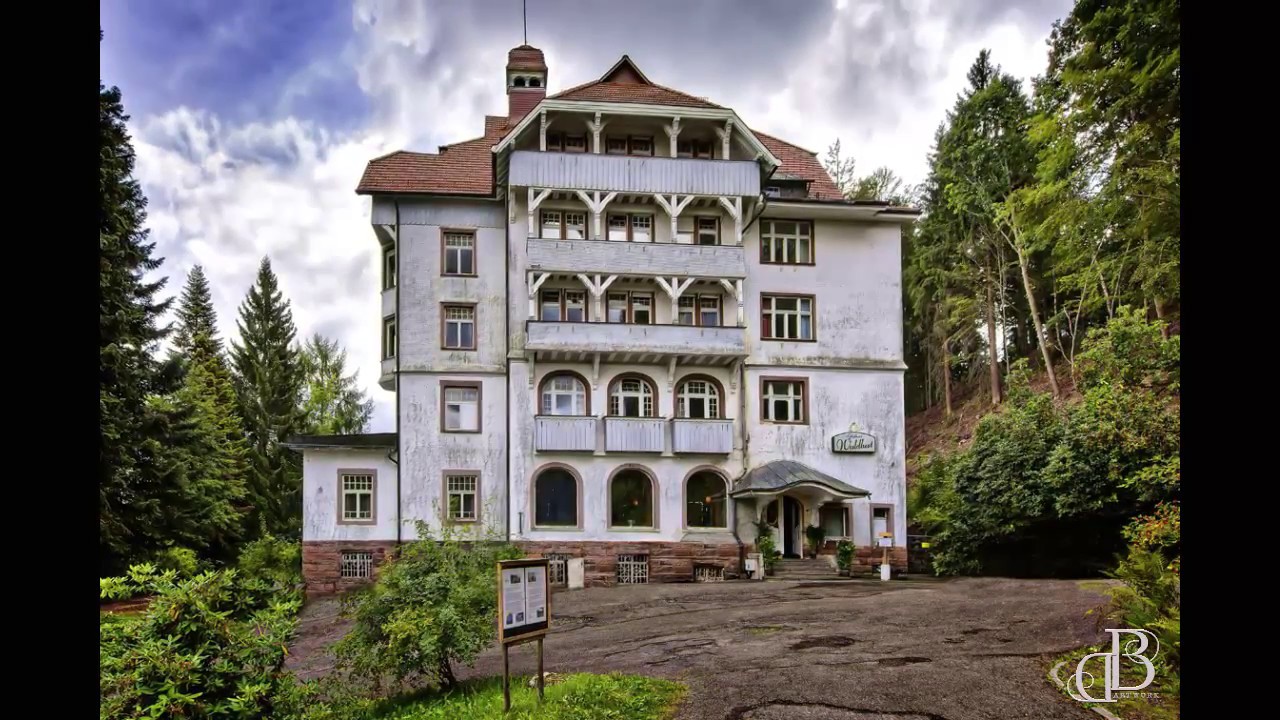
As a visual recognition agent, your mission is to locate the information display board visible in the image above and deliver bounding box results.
[497,558,551,645]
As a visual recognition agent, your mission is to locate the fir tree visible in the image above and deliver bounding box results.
[99,74,182,574]
[300,333,375,435]
[173,265,222,360]
[231,257,304,538]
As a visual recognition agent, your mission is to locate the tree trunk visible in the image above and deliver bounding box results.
[942,336,953,418]
[983,260,1002,405]
[999,245,1010,377]
[1013,243,1060,398]
[1154,297,1170,339]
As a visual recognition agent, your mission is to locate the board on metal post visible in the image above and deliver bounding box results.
[497,558,553,712]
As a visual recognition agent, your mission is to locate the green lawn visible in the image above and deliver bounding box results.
[373,673,685,720]
[1050,645,1178,720]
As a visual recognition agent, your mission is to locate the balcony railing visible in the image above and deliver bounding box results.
[533,416,597,452]
[527,236,746,278]
[510,150,760,197]
[604,417,665,453]
[671,418,733,455]
[526,321,747,359]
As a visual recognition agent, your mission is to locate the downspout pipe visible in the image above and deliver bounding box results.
[394,198,402,546]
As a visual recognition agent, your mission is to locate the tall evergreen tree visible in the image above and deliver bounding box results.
[299,333,375,435]
[231,257,304,538]
[173,265,221,359]
[100,72,183,573]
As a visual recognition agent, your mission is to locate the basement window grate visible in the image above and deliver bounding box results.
[547,554,569,587]
[694,565,724,583]
[340,551,373,579]
[616,554,649,584]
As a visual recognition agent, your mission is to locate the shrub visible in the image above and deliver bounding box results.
[99,564,301,720]
[835,540,856,573]
[154,546,201,575]
[334,521,523,691]
[236,533,302,588]
[804,525,826,557]
[753,520,778,573]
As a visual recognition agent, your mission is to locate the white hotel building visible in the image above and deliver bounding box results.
[289,46,918,592]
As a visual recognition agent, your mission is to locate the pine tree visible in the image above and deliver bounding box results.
[100,74,183,574]
[173,265,221,359]
[231,257,304,539]
[300,333,375,435]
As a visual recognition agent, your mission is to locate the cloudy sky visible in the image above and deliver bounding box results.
[100,0,1072,432]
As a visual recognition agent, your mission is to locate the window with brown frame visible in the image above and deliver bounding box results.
[675,216,720,245]
[563,134,587,153]
[761,378,808,424]
[545,133,563,151]
[606,213,653,242]
[445,473,479,522]
[382,316,397,359]
[442,231,475,275]
[607,291,629,322]
[696,217,719,245]
[677,139,714,159]
[760,219,814,264]
[539,210,587,240]
[538,289,589,322]
[441,304,476,350]
[629,293,653,325]
[382,245,396,289]
[441,382,481,432]
[676,294,722,327]
[820,503,850,538]
[604,136,654,157]
[605,136,628,154]
[761,294,815,340]
[338,471,375,523]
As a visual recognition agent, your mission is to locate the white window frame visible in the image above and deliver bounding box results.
[629,293,653,325]
[606,213,654,243]
[442,385,480,432]
[443,231,475,276]
[442,305,476,350]
[383,245,397,289]
[820,503,850,538]
[540,289,563,321]
[541,374,587,416]
[340,472,374,522]
[340,551,373,579]
[760,220,813,264]
[762,295,814,340]
[382,316,397,359]
[446,473,479,522]
[678,379,720,419]
[762,379,806,424]
[609,376,655,417]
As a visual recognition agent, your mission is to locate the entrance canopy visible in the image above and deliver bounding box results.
[730,460,870,500]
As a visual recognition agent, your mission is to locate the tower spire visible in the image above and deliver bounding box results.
[523,0,527,44]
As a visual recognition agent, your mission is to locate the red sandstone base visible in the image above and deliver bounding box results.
[301,540,398,595]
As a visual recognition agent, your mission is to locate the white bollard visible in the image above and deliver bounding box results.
[880,562,892,581]
[567,558,585,589]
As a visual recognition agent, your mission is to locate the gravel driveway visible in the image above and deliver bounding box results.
[288,576,1111,720]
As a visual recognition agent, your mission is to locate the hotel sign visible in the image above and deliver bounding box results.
[831,423,876,454]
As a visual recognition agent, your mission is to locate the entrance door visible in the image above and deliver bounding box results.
[782,497,801,557]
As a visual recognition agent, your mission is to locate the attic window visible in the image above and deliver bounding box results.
[564,135,586,153]
[606,137,628,155]
[528,77,542,88]
[678,140,713,159]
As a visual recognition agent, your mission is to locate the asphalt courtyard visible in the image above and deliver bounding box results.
[288,576,1111,720]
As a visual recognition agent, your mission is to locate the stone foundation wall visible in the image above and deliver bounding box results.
[519,540,743,587]
[847,546,908,574]
[302,540,399,595]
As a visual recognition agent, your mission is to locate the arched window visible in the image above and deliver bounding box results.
[610,467,655,528]
[528,76,542,88]
[540,373,588,416]
[686,470,727,528]
[763,499,779,526]
[533,466,578,527]
[608,374,656,417]
[513,76,527,88]
[676,376,722,419]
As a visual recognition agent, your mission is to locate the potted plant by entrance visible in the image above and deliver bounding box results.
[804,525,826,559]
[753,520,779,576]
[836,540,856,576]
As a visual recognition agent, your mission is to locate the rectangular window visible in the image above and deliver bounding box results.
[382,316,397,359]
[446,473,478,522]
[677,139,713,158]
[545,133,564,152]
[547,553,570,587]
[697,217,719,245]
[873,506,892,540]
[606,214,653,243]
[677,296,696,326]
[699,296,721,327]
[540,210,562,239]
[442,383,481,432]
[564,211,586,240]
[628,136,653,156]
[564,290,587,322]
[761,294,815,340]
[616,554,649,584]
[630,293,653,325]
[820,504,849,538]
[340,472,374,522]
[442,231,475,276]
[605,136,628,154]
[607,292,628,323]
[761,378,807,424]
[382,245,397,289]
[442,305,476,350]
[760,220,814,264]
[563,135,587,153]
[675,216,694,244]
[340,551,372,579]
[540,290,562,321]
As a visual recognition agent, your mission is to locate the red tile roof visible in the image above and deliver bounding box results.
[356,55,842,200]
[507,44,547,72]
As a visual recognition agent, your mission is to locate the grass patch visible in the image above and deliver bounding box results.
[1049,645,1178,720]
[1075,579,1115,594]
[373,672,685,720]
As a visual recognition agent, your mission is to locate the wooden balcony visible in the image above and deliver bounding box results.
[671,418,733,455]
[533,416,597,452]
[525,321,747,366]
[509,150,760,197]
[526,237,746,278]
[604,417,665,453]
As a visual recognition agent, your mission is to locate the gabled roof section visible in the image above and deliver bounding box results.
[356,116,510,195]
[755,131,845,201]
[731,460,871,499]
[550,54,722,109]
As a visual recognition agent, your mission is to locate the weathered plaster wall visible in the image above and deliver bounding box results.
[507,359,746,544]
[301,449,398,542]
